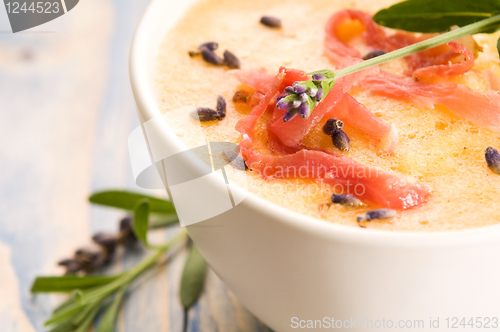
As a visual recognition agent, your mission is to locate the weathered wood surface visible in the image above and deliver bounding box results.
[0,0,272,331]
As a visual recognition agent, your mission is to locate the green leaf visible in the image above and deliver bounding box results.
[97,286,127,332]
[89,190,176,214]
[149,213,179,228]
[320,79,336,102]
[180,245,208,309]
[75,300,104,332]
[45,302,84,326]
[73,301,101,325]
[31,276,119,293]
[373,0,500,33]
[47,317,76,332]
[497,36,500,55]
[53,292,80,315]
[133,199,150,246]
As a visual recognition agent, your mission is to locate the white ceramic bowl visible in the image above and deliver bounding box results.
[130,1,500,331]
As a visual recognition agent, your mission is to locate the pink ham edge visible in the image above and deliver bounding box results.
[239,137,429,210]
[361,72,500,132]
[233,68,275,93]
[412,42,475,81]
[483,69,500,92]
[235,69,285,140]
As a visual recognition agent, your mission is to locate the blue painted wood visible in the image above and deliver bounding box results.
[0,0,272,331]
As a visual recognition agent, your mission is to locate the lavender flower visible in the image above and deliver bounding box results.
[277,69,336,122]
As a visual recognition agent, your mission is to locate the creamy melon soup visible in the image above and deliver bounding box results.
[154,0,500,231]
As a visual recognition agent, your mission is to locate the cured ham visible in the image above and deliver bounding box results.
[412,42,474,81]
[239,136,429,209]
[324,9,474,78]
[235,67,429,210]
[233,68,274,93]
[235,66,394,149]
[322,93,398,153]
[235,69,285,140]
[361,72,500,132]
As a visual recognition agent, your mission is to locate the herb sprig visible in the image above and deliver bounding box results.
[373,0,500,33]
[31,190,208,332]
[279,2,500,121]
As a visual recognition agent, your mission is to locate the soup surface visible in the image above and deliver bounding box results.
[154,0,500,231]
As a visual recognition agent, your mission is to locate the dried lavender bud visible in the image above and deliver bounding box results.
[58,258,83,274]
[312,74,326,81]
[362,50,387,60]
[357,209,396,222]
[331,194,362,207]
[221,150,248,171]
[485,147,500,174]
[190,96,226,122]
[189,41,219,57]
[75,244,107,272]
[223,50,241,69]
[331,129,350,152]
[323,118,344,135]
[119,215,137,245]
[292,83,308,94]
[299,93,309,103]
[201,48,224,66]
[292,100,302,108]
[316,88,323,100]
[283,108,299,122]
[190,107,220,121]
[233,90,250,103]
[298,102,310,118]
[260,16,282,28]
[92,232,118,256]
[199,41,218,51]
[276,98,292,110]
[216,95,227,119]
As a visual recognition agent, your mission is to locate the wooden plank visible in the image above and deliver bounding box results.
[0,0,272,330]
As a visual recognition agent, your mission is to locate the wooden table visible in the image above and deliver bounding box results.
[0,0,272,330]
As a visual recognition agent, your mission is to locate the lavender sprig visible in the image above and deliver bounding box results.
[278,70,336,122]
[276,14,500,122]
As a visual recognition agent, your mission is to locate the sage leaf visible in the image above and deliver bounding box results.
[31,276,119,293]
[89,190,176,214]
[374,0,500,33]
[149,213,179,229]
[133,199,150,246]
[47,317,76,332]
[180,245,208,309]
[53,293,80,315]
[45,301,84,326]
[97,286,127,332]
[75,300,104,332]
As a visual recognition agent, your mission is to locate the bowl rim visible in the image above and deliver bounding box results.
[129,0,500,246]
